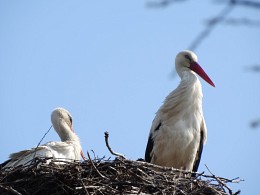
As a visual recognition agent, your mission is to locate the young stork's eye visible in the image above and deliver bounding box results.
[68,115,73,124]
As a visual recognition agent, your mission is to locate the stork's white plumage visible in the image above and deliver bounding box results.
[145,50,215,172]
[2,108,85,168]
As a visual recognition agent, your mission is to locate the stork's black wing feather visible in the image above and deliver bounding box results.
[145,120,162,163]
[145,134,154,163]
[145,121,162,163]
[192,130,204,173]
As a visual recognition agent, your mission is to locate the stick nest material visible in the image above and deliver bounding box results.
[0,132,241,195]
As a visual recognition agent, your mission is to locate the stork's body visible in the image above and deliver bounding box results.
[145,50,214,172]
[2,108,85,168]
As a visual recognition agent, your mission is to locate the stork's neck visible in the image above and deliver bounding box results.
[179,70,203,101]
[54,120,80,143]
[179,70,197,84]
[160,70,203,116]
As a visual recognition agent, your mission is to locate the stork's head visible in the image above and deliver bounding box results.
[175,50,215,87]
[51,107,86,161]
[51,108,74,135]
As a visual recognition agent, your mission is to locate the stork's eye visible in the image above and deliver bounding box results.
[68,115,73,124]
[184,54,192,62]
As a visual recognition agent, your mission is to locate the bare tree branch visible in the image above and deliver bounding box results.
[250,119,260,129]
[189,4,235,51]
[222,17,260,27]
[150,0,260,9]
[245,65,260,72]
[146,0,187,8]
[148,0,260,50]
[232,0,260,8]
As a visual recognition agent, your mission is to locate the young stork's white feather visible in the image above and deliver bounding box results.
[145,50,215,172]
[2,108,85,168]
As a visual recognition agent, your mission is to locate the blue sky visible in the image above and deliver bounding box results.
[1,0,260,194]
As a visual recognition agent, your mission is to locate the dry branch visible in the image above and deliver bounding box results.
[104,131,126,159]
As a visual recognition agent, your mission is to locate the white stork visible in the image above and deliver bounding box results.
[2,108,85,168]
[145,50,215,172]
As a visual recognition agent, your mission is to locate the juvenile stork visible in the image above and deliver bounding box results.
[2,108,85,168]
[145,50,215,172]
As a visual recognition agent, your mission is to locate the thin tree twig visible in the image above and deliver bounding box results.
[189,3,235,51]
[231,0,260,8]
[0,184,22,195]
[245,64,260,73]
[223,18,260,27]
[87,151,107,179]
[32,125,53,162]
[80,179,90,195]
[149,0,260,50]
[146,0,187,8]
[205,164,239,195]
[250,118,260,129]
[104,131,126,159]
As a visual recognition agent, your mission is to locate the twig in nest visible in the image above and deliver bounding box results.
[104,131,126,159]
[205,164,240,195]
[32,125,53,161]
[0,184,22,195]
[79,178,89,195]
[87,151,107,179]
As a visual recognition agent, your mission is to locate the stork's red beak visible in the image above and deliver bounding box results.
[190,62,215,87]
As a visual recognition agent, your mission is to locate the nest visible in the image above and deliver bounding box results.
[0,133,242,195]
